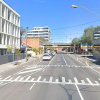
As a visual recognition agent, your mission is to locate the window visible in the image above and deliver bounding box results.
[0,33,1,44]
[0,50,1,55]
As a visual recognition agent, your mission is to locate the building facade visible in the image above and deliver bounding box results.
[0,0,20,55]
[22,38,44,54]
[93,28,100,60]
[27,27,50,41]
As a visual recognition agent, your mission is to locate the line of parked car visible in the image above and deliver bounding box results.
[43,51,56,61]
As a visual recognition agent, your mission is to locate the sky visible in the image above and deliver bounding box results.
[4,0,100,43]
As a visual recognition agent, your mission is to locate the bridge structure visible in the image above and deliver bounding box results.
[44,43,76,52]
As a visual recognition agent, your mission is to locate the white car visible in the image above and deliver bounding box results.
[43,54,52,61]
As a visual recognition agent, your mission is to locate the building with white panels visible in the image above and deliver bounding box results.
[0,0,20,55]
[27,26,50,41]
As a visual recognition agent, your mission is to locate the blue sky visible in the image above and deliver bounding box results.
[4,0,100,43]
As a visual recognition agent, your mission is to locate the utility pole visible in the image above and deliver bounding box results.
[26,27,28,62]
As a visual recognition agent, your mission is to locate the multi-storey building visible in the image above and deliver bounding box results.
[27,26,50,41]
[93,28,100,60]
[0,0,20,55]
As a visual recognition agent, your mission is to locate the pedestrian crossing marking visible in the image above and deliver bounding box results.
[23,65,100,69]
[0,76,100,86]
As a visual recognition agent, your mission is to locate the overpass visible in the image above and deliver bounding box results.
[44,43,76,52]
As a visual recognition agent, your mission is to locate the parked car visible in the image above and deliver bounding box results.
[43,53,52,61]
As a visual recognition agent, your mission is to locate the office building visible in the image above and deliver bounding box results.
[93,28,100,60]
[0,0,20,55]
[27,26,50,41]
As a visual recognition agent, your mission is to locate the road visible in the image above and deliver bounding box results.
[0,52,100,100]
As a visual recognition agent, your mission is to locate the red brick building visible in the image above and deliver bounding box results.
[22,38,44,54]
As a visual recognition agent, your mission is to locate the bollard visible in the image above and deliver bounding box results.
[85,58,89,66]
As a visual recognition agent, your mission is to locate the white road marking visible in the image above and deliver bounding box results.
[18,68,42,75]
[19,77,24,81]
[81,80,85,84]
[86,78,93,85]
[37,76,42,81]
[3,76,11,80]
[62,77,65,83]
[56,79,59,83]
[49,77,53,82]
[62,54,67,65]
[31,78,35,82]
[95,81,99,85]
[14,76,21,81]
[25,76,31,81]
[68,79,72,83]
[75,84,84,100]
[29,83,35,90]
[42,69,45,72]
[74,77,79,83]
[90,68,100,75]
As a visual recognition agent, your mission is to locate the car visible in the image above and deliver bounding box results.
[43,53,52,61]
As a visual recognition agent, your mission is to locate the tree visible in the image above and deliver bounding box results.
[32,48,39,55]
[7,45,13,54]
[15,47,21,63]
[20,27,25,36]
[71,38,81,45]
[81,26,100,45]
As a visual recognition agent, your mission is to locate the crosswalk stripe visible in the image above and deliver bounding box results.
[20,77,24,81]
[95,81,99,85]
[81,80,85,84]
[68,79,72,83]
[62,77,65,83]
[37,76,42,81]
[25,76,31,81]
[56,79,59,83]
[31,78,35,81]
[86,78,93,84]
[3,76,11,80]
[74,77,78,83]
[14,76,21,81]
[9,78,13,81]
[49,77,53,82]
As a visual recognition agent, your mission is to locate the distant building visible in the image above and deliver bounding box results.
[27,26,50,41]
[0,0,20,55]
[93,28,100,60]
[21,38,44,54]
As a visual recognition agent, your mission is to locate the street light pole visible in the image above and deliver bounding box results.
[26,27,28,62]
[71,5,100,17]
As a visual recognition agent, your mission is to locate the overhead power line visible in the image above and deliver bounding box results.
[51,19,100,30]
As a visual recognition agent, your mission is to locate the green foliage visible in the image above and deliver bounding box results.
[50,47,54,51]
[71,38,81,45]
[81,26,100,45]
[71,26,100,45]
[32,48,39,55]
[20,27,25,36]
[7,45,13,53]
[15,47,21,61]
[94,49,99,55]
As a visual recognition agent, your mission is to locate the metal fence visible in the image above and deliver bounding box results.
[0,53,26,65]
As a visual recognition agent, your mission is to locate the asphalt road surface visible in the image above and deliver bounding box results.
[0,52,100,100]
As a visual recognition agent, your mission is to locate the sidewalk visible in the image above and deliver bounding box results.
[0,54,43,73]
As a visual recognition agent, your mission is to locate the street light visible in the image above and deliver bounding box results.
[26,27,28,62]
[71,5,100,17]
